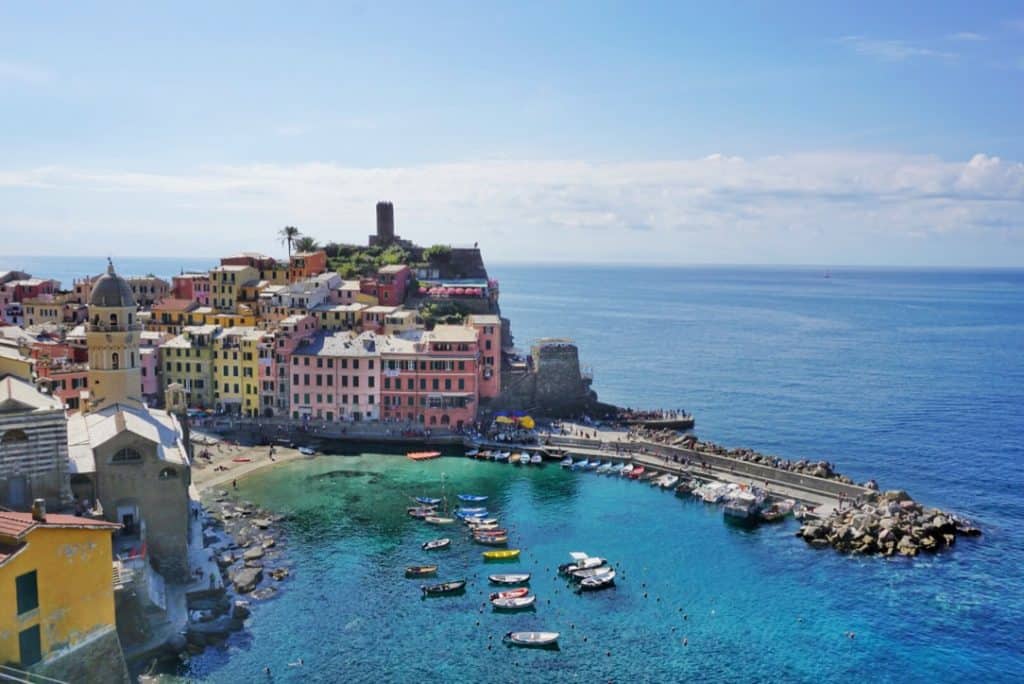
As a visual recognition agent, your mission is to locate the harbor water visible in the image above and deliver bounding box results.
[7,258,1023,681]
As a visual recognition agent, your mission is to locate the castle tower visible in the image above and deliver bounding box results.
[376,201,395,244]
[86,259,143,411]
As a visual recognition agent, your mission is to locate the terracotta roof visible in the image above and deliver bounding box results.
[0,511,121,541]
[153,298,197,312]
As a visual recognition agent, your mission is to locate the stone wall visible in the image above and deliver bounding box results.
[490,340,597,417]
[0,408,70,508]
[32,625,129,684]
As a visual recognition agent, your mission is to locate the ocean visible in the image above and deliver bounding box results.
[7,258,1023,681]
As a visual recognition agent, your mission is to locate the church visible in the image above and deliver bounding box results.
[65,260,193,581]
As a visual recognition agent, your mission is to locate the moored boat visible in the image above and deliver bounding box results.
[474,535,509,546]
[424,515,455,525]
[422,537,451,551]
[582,460,600,471]
[489,587,529,600]
[558,554,606,575]
[760,499,796,522]
[483,549,520,561]
[493,451,511,462]
[298,446,316,456]
[416,496,441,506]
[660,474,680,489]
[570,565,614,582]
[579,569,616,591]
[596,462,613,474]
[489,573,531,585]
[560,456,574,468]
[723,490,764,523]
[407,507,436,519]
[530,453,543,465]
[465,517,499,527]
[620,464,634,477]
[421,579,466,596]
[571,458,590,471]
[504,631,559,648]
[492,595,537,611]
[457,494,488,503]
[408,451,442,461]
[465,449,479,458]
[405,564,438,577]
[628,465,645,479]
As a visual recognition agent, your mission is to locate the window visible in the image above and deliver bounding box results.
[1,429,28,444]
[444,379,451,390]
[458,379,465,390]
[112,352,120,370]
[353,376,360,388]
[112,447,142,463]
[18,625,41,667]
[16,571,38,615]
[432,379,439,390]
[159,467,179,479]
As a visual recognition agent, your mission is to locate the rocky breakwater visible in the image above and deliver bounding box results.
[796,489,982,557]
[190,492,292,649]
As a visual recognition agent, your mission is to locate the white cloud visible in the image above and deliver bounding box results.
[946,32,987,42]
[0,153,1021,264]
[839,36,958,61]
[0,60,53,84]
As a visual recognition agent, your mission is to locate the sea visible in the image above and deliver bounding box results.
[5,257,1023,682]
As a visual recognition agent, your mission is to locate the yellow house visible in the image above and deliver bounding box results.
[213,326,264,414]
[0,345,34,383]
[209,265,258,313]
[0,508,124,676]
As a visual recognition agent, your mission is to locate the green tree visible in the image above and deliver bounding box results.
[279,226,301,257]
[293,236,320,253]
[423,244,452,262]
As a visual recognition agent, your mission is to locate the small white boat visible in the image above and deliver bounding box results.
[494,451,511,462]
[517,452,531,465]
[560,456,574,468]
[620,464,634,477]
[559,555,606,575]
[466,449,479,458]
[571,565,614,581]
[466,517,499,527]
[492,594,536,610]
[504,631,560,648]
[660,474,680,489]
[424,516,455,525]
[422,538,451,551]
[489,573,531,585]
[579,569,616,591]
[596,462,613,474]
[298,446,316,456]
[530,453,543,465]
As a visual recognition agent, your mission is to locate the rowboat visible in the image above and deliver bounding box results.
[504,631,559,648]
[492,595,536,611]
[596,462,613,474]
[298,446,316,456]
[416,496,441,506]
[476,450,492,460]
[560,456,574,468]
[493,451,511,462]
[571,565,614,582]
[405,565,437,577]
[582,460,600,471]
[559,556,606,575]
[628,466,645,479]
[457,494,488,503]
[579,569,616,591]
[424,516,455,525]
[483,549,520,561]
[641,470,660,481]
[489,587,529,600]
[465,449,479,458]
[407,451,441,461]
[530,454,543,465]
[489,573,531,585]
[474,535,508,546]
[619,464,634,477]
[465,517,498,526]
[660,474,680,489]
[407,507,436,519]
[571,459,589,471]
[520,452,532,465]
[422,538,451,551]
[472,528,508,536]
[456,507,487,517]
[421,579,466,596]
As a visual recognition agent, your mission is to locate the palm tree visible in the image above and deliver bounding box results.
[279,226,301,257]
[293,236,320,253]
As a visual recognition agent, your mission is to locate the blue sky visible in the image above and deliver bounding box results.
[1,2,1022,265]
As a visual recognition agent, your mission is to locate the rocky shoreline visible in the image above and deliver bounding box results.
[795,489,982,556]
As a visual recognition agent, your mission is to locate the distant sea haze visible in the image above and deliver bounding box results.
[0,255,217,287]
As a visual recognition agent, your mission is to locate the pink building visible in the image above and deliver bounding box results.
[265,314,319,416]
[468,314,502,399]
[360,265,410,306]
[172,273,211,306]
[140,331,172,402]
[289,330,380,421]
[379,325,479,429]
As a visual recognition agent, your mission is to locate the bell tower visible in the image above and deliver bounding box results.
[86,259,143,411]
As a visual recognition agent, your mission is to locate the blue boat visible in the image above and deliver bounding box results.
[583,460,600,471]
[571,459,590,471]
[458,494,488,503]
[560,456,574,468]
[456,507,488,518]
[416,497,441,505]
[456,511,489,520]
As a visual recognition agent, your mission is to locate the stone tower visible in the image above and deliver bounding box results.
[86,259,143,411]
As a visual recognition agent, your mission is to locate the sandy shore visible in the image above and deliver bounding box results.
[192,440,307,493]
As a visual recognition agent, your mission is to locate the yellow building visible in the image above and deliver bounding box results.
[0,507,125,678]
[213,327,264,415]
[0,344,33,382]
[209,265,258,313]
[160,324,218,408]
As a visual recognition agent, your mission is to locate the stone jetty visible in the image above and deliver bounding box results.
[796,489,981,556]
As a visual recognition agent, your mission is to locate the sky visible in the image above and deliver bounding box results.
[0,1,1022,266]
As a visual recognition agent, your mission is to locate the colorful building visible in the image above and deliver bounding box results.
[171,272,211,306]
[288,250,327,282]
[160,325,218,408]
[289,330,380,421]
[0,507,126,680]
[265,315,319,417]
[209,265,258,313]
[213,327,265,415]
[468,314,502,398]
[149,298,199,334]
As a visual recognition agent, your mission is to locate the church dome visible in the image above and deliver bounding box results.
[88,260,137,308]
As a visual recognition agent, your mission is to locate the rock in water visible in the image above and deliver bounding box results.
[230,567,263,593]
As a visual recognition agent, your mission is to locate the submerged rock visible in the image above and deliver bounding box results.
[230,567,263,593]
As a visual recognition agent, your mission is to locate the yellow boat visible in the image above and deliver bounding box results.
[483,549,520,561]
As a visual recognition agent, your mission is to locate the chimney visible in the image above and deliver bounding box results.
[31,498,46,522]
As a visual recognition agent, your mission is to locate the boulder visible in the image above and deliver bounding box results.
[230,567,263,593]
[896,537,919,557]
[261,538,276,549]
[232,600,251,620]
[242,547,264,561]
[217,552,234,568]
[254,518,272,530]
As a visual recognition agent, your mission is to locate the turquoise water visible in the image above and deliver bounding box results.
[191,454,1011,682]
[9,259,1023,680]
